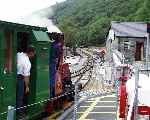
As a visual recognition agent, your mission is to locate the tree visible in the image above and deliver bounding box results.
[135,0,150,21]
[51,0,148,46]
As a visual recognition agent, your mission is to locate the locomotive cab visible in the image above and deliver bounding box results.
[0,20,51,120]
[16,32,36,110]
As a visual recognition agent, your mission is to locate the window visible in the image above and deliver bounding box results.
[4,31,13,73]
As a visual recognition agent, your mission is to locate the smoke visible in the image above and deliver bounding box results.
[18,7,62,33]
[0,0,65,33]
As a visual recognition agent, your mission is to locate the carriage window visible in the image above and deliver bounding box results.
[4,31,13,73]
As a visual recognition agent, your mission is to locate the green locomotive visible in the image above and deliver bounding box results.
[0,20,51,120]
[0,20,73,120]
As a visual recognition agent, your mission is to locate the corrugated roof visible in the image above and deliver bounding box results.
[111,21,147,38]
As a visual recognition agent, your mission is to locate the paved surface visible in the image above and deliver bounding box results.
[65,94,117,120]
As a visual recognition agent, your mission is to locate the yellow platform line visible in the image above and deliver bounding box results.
[87,94,116,100]
[78,98,101,120]
[47,111,63,120]
[77,112,116,114]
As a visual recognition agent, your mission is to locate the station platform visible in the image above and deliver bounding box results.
[62,94,117,120]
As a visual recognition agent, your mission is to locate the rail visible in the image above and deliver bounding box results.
[71,57,93,78]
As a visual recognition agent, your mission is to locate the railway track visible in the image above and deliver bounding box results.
[57,48,116,120]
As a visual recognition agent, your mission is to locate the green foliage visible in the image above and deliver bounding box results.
[51,0,150,46]
[134,0,150,21]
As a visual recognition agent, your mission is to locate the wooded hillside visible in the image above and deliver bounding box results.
[52,0,150,46]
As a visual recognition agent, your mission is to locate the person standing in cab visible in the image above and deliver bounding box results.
[16,47,35,118]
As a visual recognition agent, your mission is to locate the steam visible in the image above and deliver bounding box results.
[18,7,62,33]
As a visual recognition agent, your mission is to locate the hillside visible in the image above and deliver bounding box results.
[52,0,150,46]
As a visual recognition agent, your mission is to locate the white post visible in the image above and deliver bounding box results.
[134,67,139,120]
[73,83,78,120]
[7,106,14,120]
[146,33,149,69]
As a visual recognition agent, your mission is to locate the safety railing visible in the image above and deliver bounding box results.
[0,50,94,120]
[126,67,150,120]
[0,89,75,120]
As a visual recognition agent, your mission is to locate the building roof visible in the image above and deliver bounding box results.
[111,21,148,38]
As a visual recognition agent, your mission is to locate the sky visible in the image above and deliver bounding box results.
[0,0,66,21]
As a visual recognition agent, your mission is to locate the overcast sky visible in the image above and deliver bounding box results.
[0,0,66,21]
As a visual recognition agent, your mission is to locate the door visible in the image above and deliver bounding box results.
[135,42,144,61]
[0,30,16,119]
